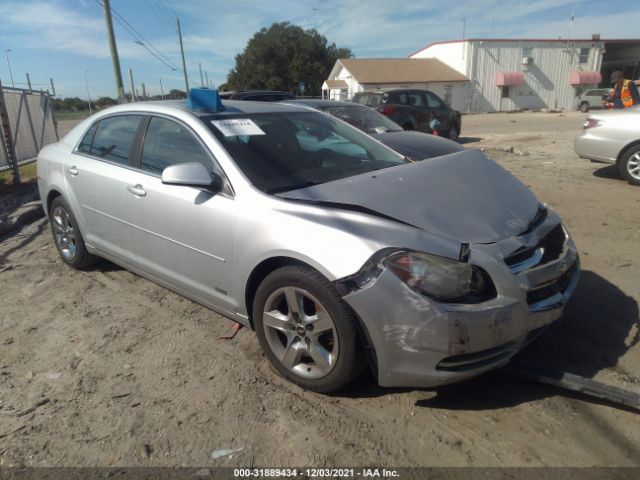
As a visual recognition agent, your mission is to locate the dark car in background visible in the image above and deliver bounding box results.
[353,89,462,140]
[283,99,463,161]
[219,90,295,102]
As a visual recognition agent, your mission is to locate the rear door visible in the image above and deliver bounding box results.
[65,114,145,261]
[123,115,236,311]
[424,92,451,131]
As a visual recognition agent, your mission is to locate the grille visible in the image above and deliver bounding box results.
[505,223,566,273]
[527,260,578,307]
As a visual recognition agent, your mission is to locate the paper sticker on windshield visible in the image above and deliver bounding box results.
[211,119,265,137]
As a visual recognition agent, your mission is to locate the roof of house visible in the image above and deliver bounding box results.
[409,38,640,57]
[324,79,349,89]
[334,58,469,84]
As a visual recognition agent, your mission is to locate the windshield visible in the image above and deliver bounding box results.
[321,105,402,134]
[204,111,408,193]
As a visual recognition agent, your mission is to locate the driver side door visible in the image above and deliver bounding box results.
[126,115,236,312]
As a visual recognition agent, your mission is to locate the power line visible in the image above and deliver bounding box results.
[91,0,179,71]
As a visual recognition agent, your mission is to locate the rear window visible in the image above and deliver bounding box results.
[353,94,382,107]
[88,115,143,164]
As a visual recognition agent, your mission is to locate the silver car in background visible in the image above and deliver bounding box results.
[37,97,579,392]
[574,106,640,186]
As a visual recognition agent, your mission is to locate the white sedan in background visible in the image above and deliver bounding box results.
[574,106,640,186]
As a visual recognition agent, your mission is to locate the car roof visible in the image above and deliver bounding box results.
[284,99,362,109]
[92,99,307,118]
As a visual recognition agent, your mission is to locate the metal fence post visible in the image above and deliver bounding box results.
[0,80,21,184]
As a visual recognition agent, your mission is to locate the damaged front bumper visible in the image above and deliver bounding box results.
[342,210,580,388]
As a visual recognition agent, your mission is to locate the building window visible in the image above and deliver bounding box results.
[522,46,533,57]
[579,47,590,64]
[501,86,510,98]
[444,85,452,106]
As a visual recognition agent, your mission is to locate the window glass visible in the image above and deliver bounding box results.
[579,47,590,64]
[322,105,402,134]
[205,111,406,194]
[78,122,98,153]
[393,92,408,105]
[407,93,426,106]
[425,93,443,108]
[90,115,142,164]
[141,117,212,174]
[522,46,533,57]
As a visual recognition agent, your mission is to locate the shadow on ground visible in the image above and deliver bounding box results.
[458,136,484,145]
[593,164,625,182]
[339,270,639,411]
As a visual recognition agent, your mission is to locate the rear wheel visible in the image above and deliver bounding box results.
[619,146,640,186]
[49,196,97,269]
[253,265,363,393]
[447,124,460,141]
[579,102,590,113]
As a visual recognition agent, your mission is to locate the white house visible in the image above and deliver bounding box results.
[410,38,606,112]
[322,58,469,110]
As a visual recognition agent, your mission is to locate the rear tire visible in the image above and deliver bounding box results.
[49,196,97,269]
[619,146,640,186]
[447,124,460,142]
[579,102,590,113]
[253,265,363,393]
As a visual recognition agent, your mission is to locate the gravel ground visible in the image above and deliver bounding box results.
[0,112,638,468]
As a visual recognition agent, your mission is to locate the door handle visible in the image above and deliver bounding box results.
[68,166,78,176]
[127,184,147,197]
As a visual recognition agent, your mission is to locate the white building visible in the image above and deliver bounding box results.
[410,38,605,112]
[322,58,469,110]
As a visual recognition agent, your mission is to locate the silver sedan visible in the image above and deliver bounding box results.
[37,93,579,392]
[574,106,640,186]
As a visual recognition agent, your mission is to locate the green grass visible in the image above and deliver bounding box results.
[54,110,91,121]
[0,162,37,194]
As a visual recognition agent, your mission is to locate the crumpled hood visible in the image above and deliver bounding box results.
[277,149,540,244]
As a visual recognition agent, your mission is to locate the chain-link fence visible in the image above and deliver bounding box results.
[0,83,58,179]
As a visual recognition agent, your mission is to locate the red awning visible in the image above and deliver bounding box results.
[570,71,602,85]
[496,72,524,87]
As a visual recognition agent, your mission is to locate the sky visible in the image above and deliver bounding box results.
[1,0,640,99]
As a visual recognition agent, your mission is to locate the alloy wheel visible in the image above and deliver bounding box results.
[628,152,640,180]
[51,206,77,261]
[262,286,339,379]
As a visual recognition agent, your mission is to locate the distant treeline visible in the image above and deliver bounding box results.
[51,89,187,111]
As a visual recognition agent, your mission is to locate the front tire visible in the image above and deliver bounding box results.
[253,265,363,393]
[579,102,590,113]
[619,146,640,186]
[49,196,97,269]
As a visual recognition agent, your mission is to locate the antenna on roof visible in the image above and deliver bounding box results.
[568,12,574,43]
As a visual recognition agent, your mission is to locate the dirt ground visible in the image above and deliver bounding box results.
[0,112,638,468]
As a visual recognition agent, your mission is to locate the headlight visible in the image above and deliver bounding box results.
[383,251,489,302]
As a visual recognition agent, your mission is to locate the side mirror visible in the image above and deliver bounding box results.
[161,162,223,192]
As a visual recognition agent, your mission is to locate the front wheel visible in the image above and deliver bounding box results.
[619,146,640,186]
[49,196,97,269]
[253,265,363,393]
[579,102,590,113]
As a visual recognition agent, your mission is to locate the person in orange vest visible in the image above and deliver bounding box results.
[607,71,639,109]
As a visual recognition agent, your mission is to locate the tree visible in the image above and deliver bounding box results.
[95,96,117,109]
[226,22,353,97]
[169,89,187,99]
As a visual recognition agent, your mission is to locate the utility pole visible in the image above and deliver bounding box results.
[141,82,147,100]
[4,49,15,87]
[102,0,125,100]
[160,78,164,99]
[85,70,93,115]
[50,78,56,96]
[204,71,209,89]
[26,73,32,93]
[199,62,204,87]
[129,68,136,102]
[177,17,189,94]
